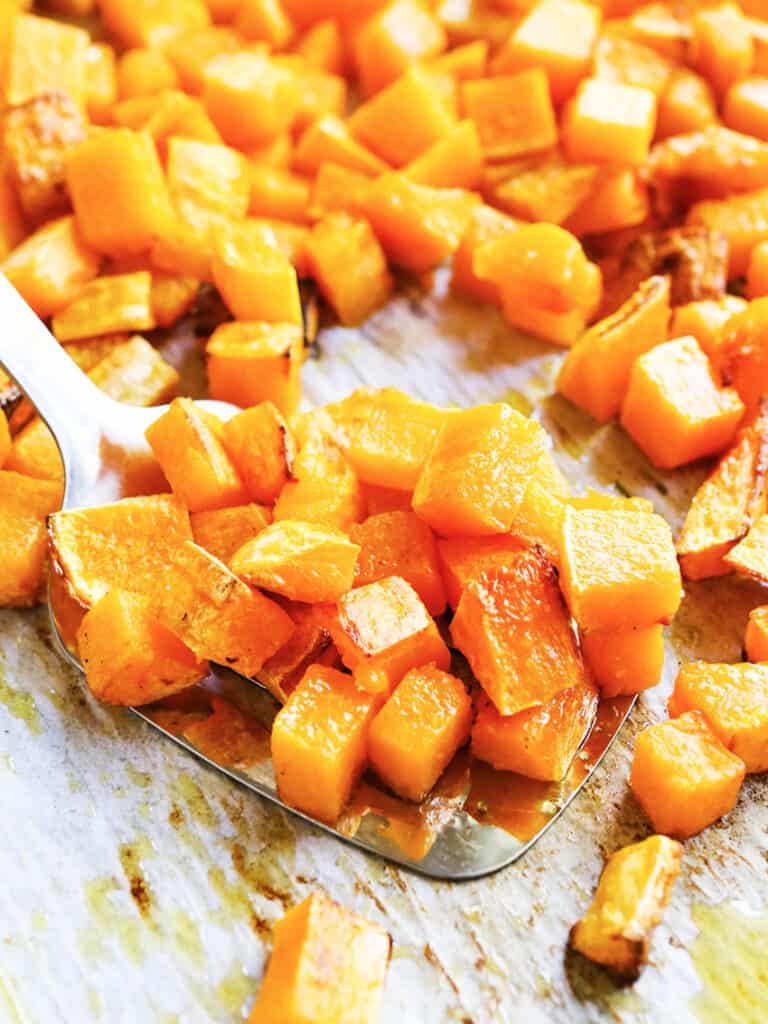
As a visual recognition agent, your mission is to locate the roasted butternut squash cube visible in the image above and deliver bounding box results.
[145,398,246,514]
[669,296,747,364]
[451,551,589,717]
[560,507,682,631]
[471,682,598,781]
[271,665,376,822]
[211,226,302,326]
[563,78,656,166]
[354,0,446,96]
[333,576,450,698]
[687,187,768,279]
[669,661,768,774]
[403,119,484,191]
[5,418,63,488]
[164,26,240,94]
[166,137,250,223]
[369,664,471,802]
[202,52,300,149]
[620,336,744,469]
[294,113,388,177]
[461,69,557,160]
[248,889,390,1024]
[77,589,206,706]
[746,606,768,663]
[724,78,768,143]
[565,168,649,238]
[87,336,179,406]
[570,835,682,980]
[274,437,364,531]
[117,47,178,99]
[235,0,294,48]
[582,625,665,699]
[725,514,768,582]
[412,403,548,536]
[100,0,210,47]
[190,504,271,564]
[67,129,175,256]
[451,203,520,304]
[112,89,221,157]
[631,711,745,838]
[0,471,62,607]
[690,3,754,100]
[86,43,117,124]
[206,321,303,415]
[220,402,294,505]
[436,534,527,609]
[309,160,369,219]
[52,272,156,343]
[351,510,446,617]
[657,68,717,140]
[296,19,343,74]
[4,14,89,109]
[256,601,337,704]
[492,155,598,228]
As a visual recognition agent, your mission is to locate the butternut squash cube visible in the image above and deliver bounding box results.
[570,835,682,980]
[145,398,246,514]
[412,403,548,536]
[0,471,62,607]
[248,889,390,1024]
[451,203,520,304]
[369,664,471,802]
[560,507,682,631]
[87,336,179,406]
[211,226,302,326]
[248,164,310,223]
[724,78,768,143]
[190,504,271,564]
[471,682,598,781]
[669,296,748,364]
[166,137,250,223]
[461,69,557,161]
[164,26,241,94]
[492,155,598,228]
[77,589,206,706]
[86,43,118,124]
[725,514,768,583]
[451,551,590,716]
[745,606,768,663]
[206,321,303,415]
[436,534,527,609]
[563,78,656,166]
[271,665,376,822]
[620,336,744,469]
[309,161,369,219]
[220,402,294,505]
[690,3,754,100]
[100,0,210,48]
[630,710,746,838]
[657,68,717,140]
[404,119,484,191]
[296,20,343,75]
[354,0,446,97]
[333,576,450,698]
[52,272,156,343]
[717,297,768,414]
[202,52,300,149]
[294,113,388,177]
[274,437,364,531]
[4,14,89,109]
[582,625,665,698]
[687,187,768,279]
[235,0,295,48]
[565,168,650,238]
[748,238,768,299]
[256,601,338,704]
[117,47,178,100]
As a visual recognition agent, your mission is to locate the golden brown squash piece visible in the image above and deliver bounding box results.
[87,336,179,406]
[273,435,364,532]
[569,835,683,981]
[190,504,271,564]
[220,401,295,505]
[206,320,303,416]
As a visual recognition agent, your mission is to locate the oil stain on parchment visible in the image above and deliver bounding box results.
[0,672,41,735]
[690,902,768,1024]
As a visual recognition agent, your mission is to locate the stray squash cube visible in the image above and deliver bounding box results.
[52,272,156,343]
[202,51,300,149]
[690,3,754,100]
[630,710,745,839]
[0,471,62,607]
[404,119,484,191]
[565,168,649,238]
[354,0,446,96]
[351,510,446,616]
[220,402,294,504]
[274,437,364,531]
[294,113,388,177]
[746,606,768,663]
[206,321,303,415]
[231,520,360,603]
[271,665,376,822]
[491,154,598,228]
[620,336,744,469]
[150,273,199,329]
[211,226,302,325]
[333,576,450,698]
[248,889,390,1024]
[656,68,717,140]
[307,159,371,217]
[436,534,527,609]
[563,78,656,166]
[66,129,176,256]
[560,507,682,631]
[570,835,682,981]
[256,601,338,704]
[145,398,246,514]
[412,403,548,536]
[76,589,207,706]
[4,14,89,109]
[451,203,521,304]
[369,664,471,802]
[582,625,665,698]
[451,550,590,716]
[305,212,392,326]
[557,276,670,423]
[461,69,557,160]
[100,0,210,49]
[724,514,768,583]
[166,137,250,223]
[471,681,598,781]
[191,504,270,564]
[669,661,768,774]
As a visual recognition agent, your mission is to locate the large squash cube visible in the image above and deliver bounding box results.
[563,78,657,166]
[461,69,557,160]
[271,665,376,822]
[630,710,745,838]
[4,14,89,109]
[52,272,155,343]
[0,471,62,607]
[582,625,665,698]
[211,226,302,325]
[206,322,303,416]
[202,51,300,149]
[220,402,294,505]
[274,437,364,532]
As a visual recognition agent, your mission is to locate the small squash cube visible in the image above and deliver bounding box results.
[570,835,682,980]
[451,550,590,717]
[461,69,557,161]
[0,471,62,607]
[206,321,303,415]
[746,606,768,663]
[492,154,598,228]
[687,187,768,279]
[669,296,748,364]
[565,168,649,238]
[164,26,241,94]
[145,398,246,514]
[100,0,210,49]
[436,534,526,609]
[248,890,390,1024]
[690,3,754,100]
[6,420,63,490]
[166,136,250,223]
[52,272,156,343]
[294,113,388,177]
[202,52,300,149]
[630,711,745,838]
[271,665,376,822]
[190,504,271,564]
[77,589,207,706]
[369,664,471,802]
[87,336,180,407]
[220,402,294,504]
[4,14,89,109]
[211,226,302,325]
[274,438,364,531]
[620,336,744,469]
[471,682,598,781]
[582,625,665,698]
[560,507,682,631]
[333,576,450,698]
[308,160,371,218]
[248,164,310,223]
[296,20,344,75]
[563,78,656,166]
[717,297,768,414]
[354,0,446,97]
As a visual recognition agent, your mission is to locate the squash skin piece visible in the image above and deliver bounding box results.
[248,889,390,1024]
[333,576,450,698]
[687,187,768,279]
[274,437,364,532]
[271,665,376,822]
[190,504,271,564]
[369,664,471,802]
[461,69,557,161]
[745,606,768,663]
[718,298,768,416]
[451,552,590,717]
[569,835,682,981]
[560,507,682,631]
[436,534,527,609]
[52,272,156,343]
[656,68,717,140]
[690,3,754,101]
[220,402,294,505]
[230,520,360,603]
[206,322,303,417]
[100,0,210,49]
[630,710,746,839]
[723,514,768,583]
[48,494,193,608]
[4,14,89,109]
[145,398,246,514]
[0,471,62,607]
[451,203,520,304]
[203,52,300,149]
[211,226,302,326]
[472,681,598,781]
[620,336,744,470]
[412,403,548,537]
[294,113,388,177]
[76,590,207,706]
[354,0,446,97]
[582,625,664,698]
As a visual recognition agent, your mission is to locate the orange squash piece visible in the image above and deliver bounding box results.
[271,665,376,822]
[211,224,302,326]
[723,514,768,583]
[690,2,754,100]
[100,0,210,49]
[166,137,250,224]
[256,601,338,704]
[620,3,688,61]
[451,203,520,304]
[746,606,768,663]
[724,77,768,143]
[748,239,768,299]
[351,510,446,616]
[52,272,156,343]
[687,187,768,279]
[669,297,748,364]
[582,625,665,698]
[354,0,445,96]
[231,520,360,603]
[206,321,302,416]
[492,156,598,228]
[471,682,598,781]
[76,589,206,706]
[294,113,388,177]
[235,0,294,47]
[413,403,548,537]
[220,402,294,504]
[656,68,717,140]
[451,551,590,717]
[436,534,528,609]
[145,398,246,514]
[307,160,371,218]
[0,471,62,607]
[117,47,178,99]
[369,664,471,802]
[202,51,300,149]
[494,471,567,562]
[403,118,484,190]
[4,13,89,109]
[0,166,26,262]
[717,298,768,415]
[427,39,488,81]
[87,336,179,406]
[86,43,118,124]
[620,336,744,469]
[297,20,344,74]
[247,162,309,223]
[164,26,240,94]
[274,436,364,532]
[560,507,682,631]
[461,69,557,160]
[563,78,656,166]
[630,710,746,839]
[564,168,649,237]
[592,33,671,98]
[333,576,450,698]
[248,889,390,1024]
[190,504,271,564]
